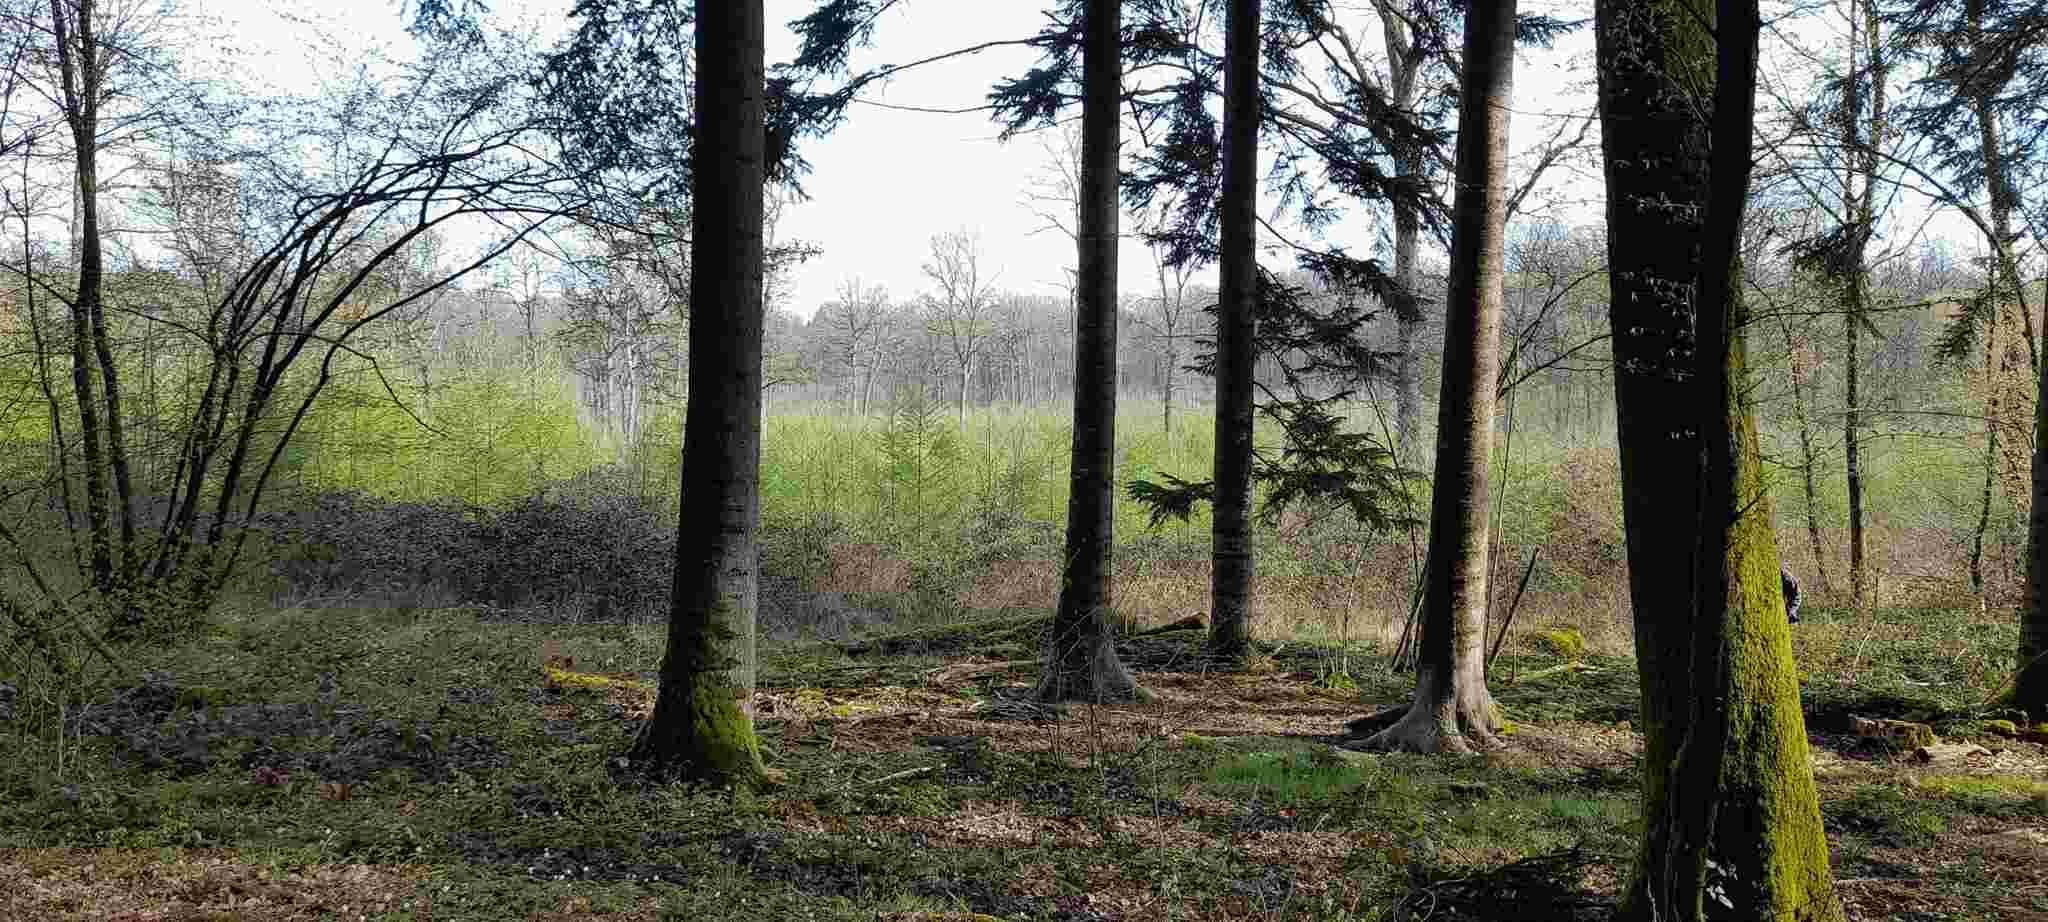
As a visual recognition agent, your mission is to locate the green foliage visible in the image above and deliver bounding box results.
[1126,270,1418,538]
[297,360,609,506]
[1203,750,1373,803]
[877,385,962,524]
[1533,627,1587,659]
[1125,473,1215,529]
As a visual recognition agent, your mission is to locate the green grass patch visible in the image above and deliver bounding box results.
[1203,750,1375,803]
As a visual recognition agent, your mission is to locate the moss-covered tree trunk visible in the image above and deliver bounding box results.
[1597,0,1841,917]
[1359,0,1514,755]
[1207,0,1260,665]
[1040,0,1143,703]
[628,0,769,785]
[2022,294,2048,715]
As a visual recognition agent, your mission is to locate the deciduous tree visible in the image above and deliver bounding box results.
[1596,0,1840,914]
[1355,0,1514,754]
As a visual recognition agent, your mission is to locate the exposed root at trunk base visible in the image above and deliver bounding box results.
[1344,700,1502,755]
[1033,663,1154,705]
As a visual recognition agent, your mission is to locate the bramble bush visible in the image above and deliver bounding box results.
[258,468,674,622]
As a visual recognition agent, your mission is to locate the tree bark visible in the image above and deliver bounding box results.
[1973,304,2001,592]
[1207,0,1261,665]
[49,0,117,597]
[1783,322,1832,594]
[1841,0,1885,618]
[628,0,770,784]
[1377,0,1428,462]
[1358,0,1513,755]
[1041,0,1143,703]
[2020,270,2048,715]
[1598,0,1841,916]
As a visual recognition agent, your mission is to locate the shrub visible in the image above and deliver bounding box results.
[1531,626,1587,659]
[259,470,675,621]
[478,468,673,622]
[258,489,485,606]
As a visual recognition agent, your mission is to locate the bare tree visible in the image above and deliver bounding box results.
[920,227,999,430]
[820,276,889,413]
[0,10,597,645]
[1129,191,1200,438]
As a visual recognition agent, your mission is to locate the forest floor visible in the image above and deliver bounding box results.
[2,601,2046,921]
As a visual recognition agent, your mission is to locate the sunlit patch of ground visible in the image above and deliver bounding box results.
[6,603,2047,920]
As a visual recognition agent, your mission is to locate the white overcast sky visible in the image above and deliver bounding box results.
[755,0,1603,317]
[197,1,1980,320]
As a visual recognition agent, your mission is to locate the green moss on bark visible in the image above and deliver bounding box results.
[629,599,770,788]
[1700,396,1842,921]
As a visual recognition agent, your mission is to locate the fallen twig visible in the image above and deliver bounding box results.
[865,765,934,786]
[926,659,1037,686]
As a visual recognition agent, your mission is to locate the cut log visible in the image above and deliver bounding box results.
[1851,716,1937,748]
[1130,615,1207,636]
[1912,741,1990,764]
[925,659,1037,686]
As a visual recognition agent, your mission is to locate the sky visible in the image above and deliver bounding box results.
[756,0,1604,319]
[193,0,1983,321]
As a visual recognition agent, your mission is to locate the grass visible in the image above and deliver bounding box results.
[0,583,2042,921]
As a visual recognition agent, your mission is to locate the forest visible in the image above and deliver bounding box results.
[2,0,2047,919]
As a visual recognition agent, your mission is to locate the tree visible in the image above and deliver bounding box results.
[920,228,998,431]
[1130,199,1199,439]
[1263,0,1454,459]
[1886,0,2048,701]
[1596,0,1841,915]
[47,0,135,607]
[820,276,890,414]
[2024,243,2048,715]
[626,0,772,785]
[1355,0,1514,754]
[1,8,594,647]
[1039,0,1143,704]
[1775,0,1890,617]
[1207,0,1263,665]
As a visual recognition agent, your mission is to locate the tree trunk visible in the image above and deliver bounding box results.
[1842,0,1885,618]
[1784,322,1832,593]
[862,333,882,416]
[629,0,770,784]
[1359,0,1513,755]
[1379,0,1427,462]
[959,359,970,432]
[2020,269,2048,715]
[1973,305,2001,592]
[1041,0,1143,703]
[1845,294,1866,612]
[1971,13,2035,380]
[1208,0,1261,665]
[1598,0,1841,916]
[1162,341,1175,440]
[50,0,118,597]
